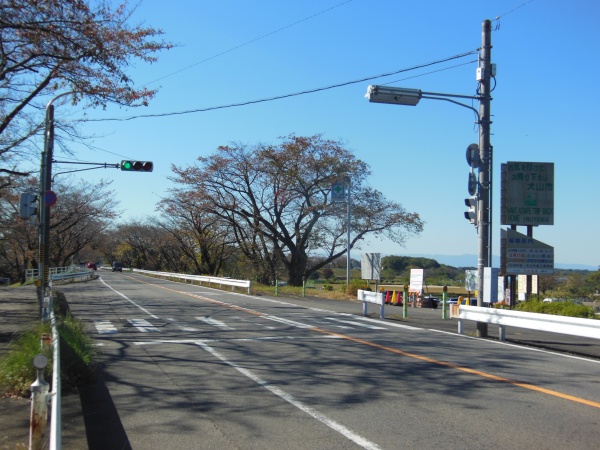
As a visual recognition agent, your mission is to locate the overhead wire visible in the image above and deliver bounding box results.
[81,49,479,123]
[142,0,356,88]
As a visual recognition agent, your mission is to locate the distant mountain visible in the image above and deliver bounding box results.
[398,254,597,271]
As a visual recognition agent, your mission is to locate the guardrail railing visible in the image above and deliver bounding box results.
[456,305,600,342]
[132,269,252,294]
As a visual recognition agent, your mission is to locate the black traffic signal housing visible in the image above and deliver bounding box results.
[120,160,153,172]
[19,192,38,219]
[464,196,478,227]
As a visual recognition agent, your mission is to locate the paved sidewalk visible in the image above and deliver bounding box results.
[0,285,87,450]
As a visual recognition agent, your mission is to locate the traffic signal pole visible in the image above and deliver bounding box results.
[38,103,54,315]
[477,19,492,336]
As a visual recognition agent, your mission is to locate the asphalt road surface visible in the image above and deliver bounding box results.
[62,271,600,449]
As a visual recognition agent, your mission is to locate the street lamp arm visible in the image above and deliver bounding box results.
[420,95,480,121]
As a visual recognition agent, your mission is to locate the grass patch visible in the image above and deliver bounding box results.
[0,323,52,398]
[0,292,96,398]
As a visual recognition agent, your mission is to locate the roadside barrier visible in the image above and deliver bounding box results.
[358,290,385,319]
[457,305,600,342]
[133,269,252,295]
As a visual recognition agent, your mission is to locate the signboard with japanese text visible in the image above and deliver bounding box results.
[501,161,554,225]
[503,228,554,275]
[409,268,424,293]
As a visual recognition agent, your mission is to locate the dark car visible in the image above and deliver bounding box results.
[85,262,97,271]
[421,296,439,308]
[112,262,124,272]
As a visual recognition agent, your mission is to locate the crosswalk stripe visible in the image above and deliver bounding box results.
[129,318,160,332]
[94,320,118,334]
[197,316,234,330]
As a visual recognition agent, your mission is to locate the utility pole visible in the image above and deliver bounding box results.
[38,92,76,314]
[38,104,54,314]
[477,19,492,336]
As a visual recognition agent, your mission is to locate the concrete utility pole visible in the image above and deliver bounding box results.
[38,104,54,313]
[477,19,492,336]
[39,92,76,313]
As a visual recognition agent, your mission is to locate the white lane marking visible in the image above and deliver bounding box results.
[324,317,387,330]
[166,318,200,332]
[195,341,381,450]
[133,335,342,346]
[198,316,234,330]
[264,316,313,329]
[100,277,159,319]
[129,319,160,332]
[342,314,422,330]
[94,320,118,334]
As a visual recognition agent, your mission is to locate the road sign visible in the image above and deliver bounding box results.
[466,143,481,169]
[45,190,57,207]
[331,182,346,203]
[468,171,477,196]
[501,162,554,225]
[502,228,554,275]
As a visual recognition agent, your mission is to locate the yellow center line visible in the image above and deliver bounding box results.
[125,274,600,410]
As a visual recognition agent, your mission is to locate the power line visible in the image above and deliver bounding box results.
[82,49,479,123]
[142,0,355,88]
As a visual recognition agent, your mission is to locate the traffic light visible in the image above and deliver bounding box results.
[464,196,478,226]
[19,192,38,219]
[120,160,153,172]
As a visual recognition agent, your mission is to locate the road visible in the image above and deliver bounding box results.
[62,271,600,449]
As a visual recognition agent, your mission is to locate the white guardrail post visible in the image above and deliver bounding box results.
[457,305,600,342]
[358,290,385,319]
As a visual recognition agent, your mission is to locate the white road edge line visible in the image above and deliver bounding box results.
[195,340,381,450]
[100,277,159,319]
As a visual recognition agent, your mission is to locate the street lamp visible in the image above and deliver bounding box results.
[365,20,493,334]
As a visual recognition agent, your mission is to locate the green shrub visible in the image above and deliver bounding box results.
[344,278,370,297]
[58,314,96,390]
[515,300,596,319]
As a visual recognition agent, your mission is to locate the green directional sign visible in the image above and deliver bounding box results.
[331,182,346,203]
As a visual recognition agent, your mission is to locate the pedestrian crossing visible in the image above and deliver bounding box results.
[92,314,389,335]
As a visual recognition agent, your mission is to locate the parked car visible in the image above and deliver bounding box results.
[446,298,459,304]
[85,262,97,271]
[421,296,439,308]
[112,262,124,272]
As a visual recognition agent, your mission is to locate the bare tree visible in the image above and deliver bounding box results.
[157,191,237,276]
[170,134,424,286]
[0,175,118,280]
[0,0,173,179]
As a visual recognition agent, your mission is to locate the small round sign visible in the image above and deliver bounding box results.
[466,143,481,169]
[45,190,57,207]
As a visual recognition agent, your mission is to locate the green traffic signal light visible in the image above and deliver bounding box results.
[120,160,153,172]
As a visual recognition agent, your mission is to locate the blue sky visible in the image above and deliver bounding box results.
[49,0,599,269]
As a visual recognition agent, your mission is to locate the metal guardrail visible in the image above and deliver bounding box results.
[50,270,95,282]
[132,269,252,294]
[456,305,600,342]
[49,297,61,450]
[26,266,90,282]
[29,295,61,450]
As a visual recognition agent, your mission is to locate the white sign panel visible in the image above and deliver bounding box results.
[409,269,424,292]
[483,267,499,304]
[361,253,381,280]
[465,270,477,292]
[504,228,554,275]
